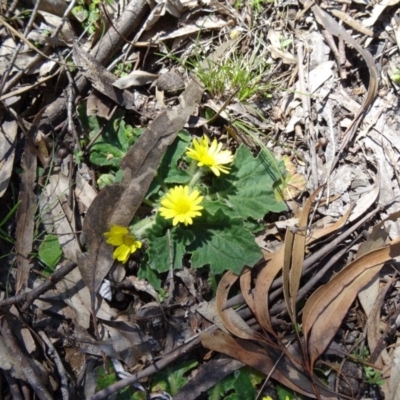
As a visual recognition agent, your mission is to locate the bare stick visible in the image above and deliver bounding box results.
[0,260,77,311]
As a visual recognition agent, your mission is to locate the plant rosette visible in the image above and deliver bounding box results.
[104,131,287,278]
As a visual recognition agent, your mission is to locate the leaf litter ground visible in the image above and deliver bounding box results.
[1,0,400,399]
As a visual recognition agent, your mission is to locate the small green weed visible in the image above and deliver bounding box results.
[208,367,263,400]
[38,234,62,275]
[234,0,272,14]
[161,41,273,102]
[72,0,114,35]
[353,346,384,386]
[0,201,20,244]
[114,61,133,78]
[192,51,273,102]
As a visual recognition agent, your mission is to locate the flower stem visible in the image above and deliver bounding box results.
[131,215,156,237]
[188,169,204,189]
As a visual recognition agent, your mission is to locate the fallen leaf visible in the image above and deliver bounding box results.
[15,132,37,293]
[113,70,158,89]
[303,238,400,368]
[200,330,336,399]
[0,118,17,197]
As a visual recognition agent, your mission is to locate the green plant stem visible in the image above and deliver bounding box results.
[187,159,198,176]
[188,169,204,189]
[131,216,157,237]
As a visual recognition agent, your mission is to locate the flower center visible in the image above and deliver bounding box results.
[175,199,191,214]
[123,234,135,246]
[201,154,215,166]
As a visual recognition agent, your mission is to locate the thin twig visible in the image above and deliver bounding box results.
[1,0,76,95]
[0,317,54,400]
[90,335,202,400]
[0,0,42,96]
[38,331,71,400]
[0,260,77,311]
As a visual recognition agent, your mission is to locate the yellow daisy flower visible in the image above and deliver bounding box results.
[186,135,234,176]
[159,185,204,226]
[104,225,142,264]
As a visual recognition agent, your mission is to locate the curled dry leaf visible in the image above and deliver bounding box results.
[302,235,400,369]
[282,188,324,323]
[216,270,259,341]
[200,330,336,399]
[113,71,158,89]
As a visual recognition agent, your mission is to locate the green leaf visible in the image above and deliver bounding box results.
[208,367,259,399]
[157,131,191,184]
[201,199,240,218]
[38,234,62,269]
[138,261,161,290]
[213,145,287,219]
[88,113,141,168]
[146,215,195,272]
[188,210,262,274]
[146,131,191,199]
[151,360,198,396]
[117,121,142,151]
[277,383,298,400]
[90,143,126,167]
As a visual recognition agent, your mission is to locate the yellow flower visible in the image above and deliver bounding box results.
[104,225,142,264]
[186,135,234,176]
[159,185,203,226]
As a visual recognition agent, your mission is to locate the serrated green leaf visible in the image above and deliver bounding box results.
[147,216,195,272]
[202,199,239,218]
[276,384,298,400]
[208,367,259,400]
[188,210,262,274]
[90,143,125,167]
[214,145,287,219]
[38,234,62,269]
[156,131,191,185]
[233,369,257,398]
[151,360,198,395]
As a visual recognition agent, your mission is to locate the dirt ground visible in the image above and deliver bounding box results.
[1,0,400,398]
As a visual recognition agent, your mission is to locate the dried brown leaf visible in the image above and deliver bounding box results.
[200,330,336,399]
[253,249,284,336]
[330,9,373,36]
[216,271,258,340]
[15,138,37,293]
[303,239,400,368]
[283,187,324,322]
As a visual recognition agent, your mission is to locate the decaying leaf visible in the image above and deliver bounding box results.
[0,118,17,198]
[15,131,37,293]
[303,237,400,368]
[113,71,158,89]
[216,271,259,341]
[200,330,335,399]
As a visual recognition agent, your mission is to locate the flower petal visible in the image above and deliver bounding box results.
[186,135,233,177]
